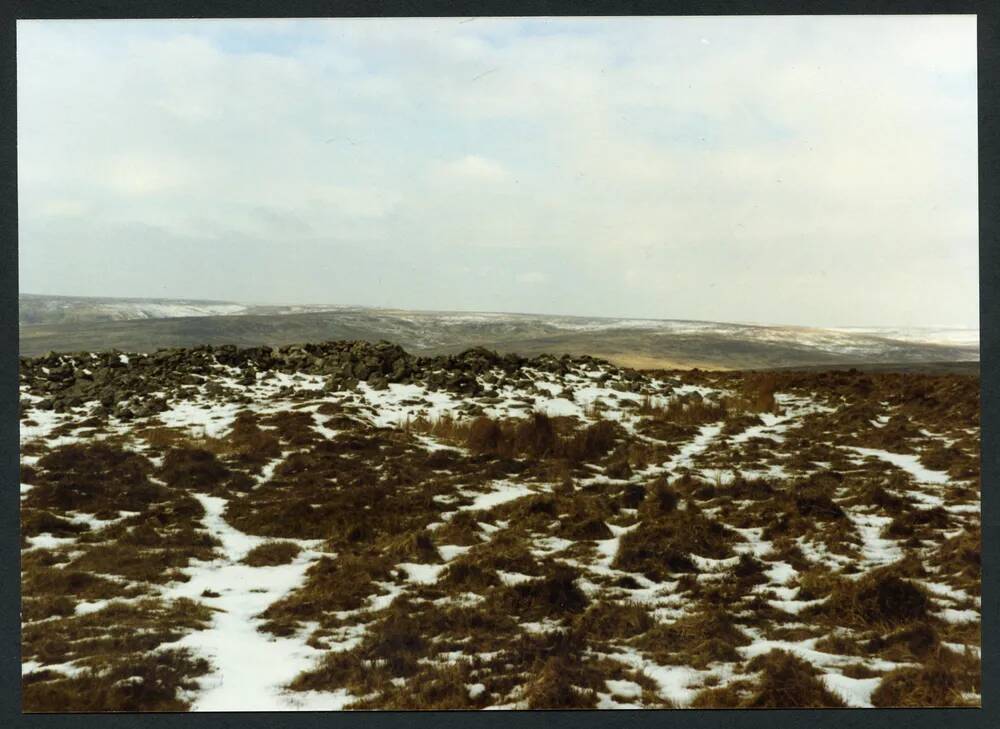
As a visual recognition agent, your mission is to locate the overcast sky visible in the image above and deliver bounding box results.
[17,16,978,328]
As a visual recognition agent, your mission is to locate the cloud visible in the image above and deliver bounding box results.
[16,16,978,327]
[39,199,89,217]
[516,271,549,285]
[434,155,509,184]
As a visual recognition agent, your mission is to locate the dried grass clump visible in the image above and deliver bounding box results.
[559,516,613,541]
[689,684,748,708]
[808,563,930,629]
[258,553,394,636]
[637,608,750,668]
[662,394,728,426]
[495,564,589,620]
[240,540,301,567]
[157,447,232,491]
[732,373,781,415]
[865,622,940,661]
[934,525,980,580]
[870,647,981,707]
[21,510,90,539]
[564,419,620,462]
[638,477,679,518]
[743,649,847,708]
[449,531,540,576]
[466,417,505,454]
[613,509,734,580]
[382,530,441,564]
[884,506,951,539]
[28,443,163,514]
[23,648,210,712]
[512,412,558,457]
[349,662,485,710]
[574,600,654,641]
[439,561,501,592]
[524,656,598,709]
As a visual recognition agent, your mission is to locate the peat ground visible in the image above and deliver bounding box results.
[18,342,981,710]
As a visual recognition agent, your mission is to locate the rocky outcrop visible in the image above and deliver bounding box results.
[19,340,639,419]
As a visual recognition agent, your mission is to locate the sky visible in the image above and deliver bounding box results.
[17,16,978,328]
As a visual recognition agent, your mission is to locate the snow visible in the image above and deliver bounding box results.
[459,481,536,513]
[943,642,980,658]
[936,608,979,624]
[605,679,644,699]
[438,544,473,561]
[22,659,86,679]
[157,400,244,439]
[497,571,536,586]
[829,326,979,347]
[609,648,709,706]
[763,562,797,585]
[768,596,827,615]
[25,534,77,551]
[18,341,980,711]
[665,422,723,473]
[596,693,644,709]
[157,493,339,711]
[75,599,115,616]
[531,536,575,556]
[846,508,903,569]
[919,580,973,604]
[731,527,773,558]
[594,522,639,569]
[820,672,881,708]
[398,563,446,585]
[846,447,951,484]
[739,633,905,673]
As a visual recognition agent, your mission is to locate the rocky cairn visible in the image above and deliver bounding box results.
[19,340,647,421]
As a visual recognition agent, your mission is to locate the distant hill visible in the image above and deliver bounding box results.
[18,294,979,371]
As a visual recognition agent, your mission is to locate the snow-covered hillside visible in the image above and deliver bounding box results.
[19,342,981,710]
[18,295,980,368]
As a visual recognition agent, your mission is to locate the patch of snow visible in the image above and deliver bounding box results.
[846,447,951,484]
[820,672,881,708]
[936,608,979,624]
[497,570,536,586]
[157,493,335,711]
[398,563,445,585]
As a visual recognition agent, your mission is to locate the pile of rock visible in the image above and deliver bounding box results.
[19,340,646,418]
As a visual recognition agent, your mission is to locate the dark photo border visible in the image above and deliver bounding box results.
[1,2,995,728]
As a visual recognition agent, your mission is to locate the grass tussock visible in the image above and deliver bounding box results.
[573,600,654,641]
[27,443,163,515]
[743,650,847,708]
[636,607,750,668]
[241,540,302,567]
[807,562,930,630]
[613,507,735,580]
[23,648,210,712]
[870,647,981,707]
[493,564,589,620]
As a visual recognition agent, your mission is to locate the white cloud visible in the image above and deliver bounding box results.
[39,199,89,217]
[433,155,509,184]
[516,271,549,285]
[16,16,978,327]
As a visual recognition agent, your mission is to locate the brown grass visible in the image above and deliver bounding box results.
[613,507,735,580]
[870,647,980,707]
[241,540,302,567]
[743,650,847,708]
[23,648,211,712]
[806,562,931,630]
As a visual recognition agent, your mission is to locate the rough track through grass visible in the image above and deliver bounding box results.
[19,342,981,710]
